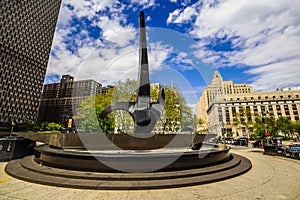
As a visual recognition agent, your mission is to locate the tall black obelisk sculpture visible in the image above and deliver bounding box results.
[133,11,152,127]
[100,11,165,133]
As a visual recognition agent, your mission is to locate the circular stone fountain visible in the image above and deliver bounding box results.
[5,132,251,189]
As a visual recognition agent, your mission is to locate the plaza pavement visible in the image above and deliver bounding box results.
[0,146,299,200]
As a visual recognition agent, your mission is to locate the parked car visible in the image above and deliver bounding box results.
[234,138,248,146]
[284,143,300,158]
[252,139,267,148]
[289,143,300,151]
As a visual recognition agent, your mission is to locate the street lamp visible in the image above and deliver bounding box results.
[206,122,210,134]
[221,121,226,149]
[262,106,269,145]
[10,121,15,137]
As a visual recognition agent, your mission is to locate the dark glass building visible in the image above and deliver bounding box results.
[0,0,62,122]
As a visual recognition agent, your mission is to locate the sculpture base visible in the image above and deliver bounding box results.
[32,144,230,172]
[5,134,252,189]
[5,152,251,189]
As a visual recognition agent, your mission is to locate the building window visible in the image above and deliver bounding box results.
[284,105,290,116]
[225,107,230,123]
[218,107,223,122]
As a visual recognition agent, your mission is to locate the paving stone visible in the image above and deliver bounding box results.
[0,147,299,199]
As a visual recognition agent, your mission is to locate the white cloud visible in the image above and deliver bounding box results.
[97,16,137,47]
[246,59,300,91]
[148,42,173,71]
[47,27,172,85]
[173,0,300,91]
[62,0,113,20]
[47,0,139,83]
[146,16,151,22]
[49,0,300,95]
[128,0,156,9]
[56,3,73,25]
[167,6,197,24]
[167,9,181,24]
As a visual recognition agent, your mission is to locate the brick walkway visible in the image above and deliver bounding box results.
[1,147,299,200]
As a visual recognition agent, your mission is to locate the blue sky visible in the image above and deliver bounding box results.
[45,0,300,108]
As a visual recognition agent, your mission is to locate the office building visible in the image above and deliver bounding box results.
[196,71,300,136]
[38,75,103,129]
[0,0,62,123]
[196,71,253,130]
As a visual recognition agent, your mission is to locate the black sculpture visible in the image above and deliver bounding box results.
[100,11,165,133]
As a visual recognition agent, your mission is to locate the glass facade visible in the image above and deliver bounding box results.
[0,0,62,122]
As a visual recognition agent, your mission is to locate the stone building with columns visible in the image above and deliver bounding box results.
[196,71,300,137]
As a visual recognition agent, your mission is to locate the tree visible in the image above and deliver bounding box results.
[251,117,265,139]
[193,115,205,133]
[277,116,293,137]
[74,89,115,133]
[110,79,136,133]
[293,121,300,140]
[46,122,65,132]
[155,86,193,133]
[36,122,65,132]
[75,80,193,134]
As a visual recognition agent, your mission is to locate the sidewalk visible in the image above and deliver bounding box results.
[1,147,299,200]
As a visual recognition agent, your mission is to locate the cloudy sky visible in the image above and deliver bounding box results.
[46,0,300,107]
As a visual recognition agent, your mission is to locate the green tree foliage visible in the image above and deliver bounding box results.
[36,122,65,133]
[232,107,253,135]
[110,79,136,133]
[74,88,115,133]
[251,116,300,140]
[112,79,137,102]
[193,115,205,134]
[46,122,65,132]
[276,116,300,140]
[75,79,193,134]
[155,86,193,133]
[251,117,265,139]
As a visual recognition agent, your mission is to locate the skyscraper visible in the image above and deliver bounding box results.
[0,0,62,122]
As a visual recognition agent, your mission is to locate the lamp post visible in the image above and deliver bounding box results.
[33,116,37,132]
[206,122,210,134]
[221,121,226,149]
[10,121,15,137]
[262,106,269,145]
